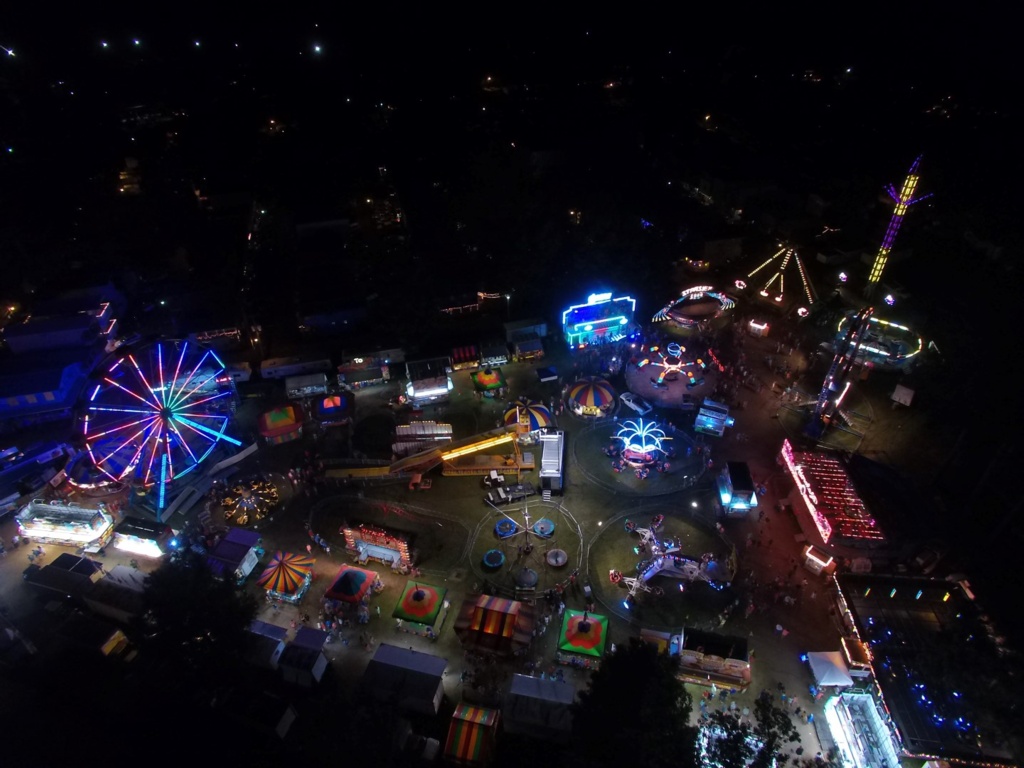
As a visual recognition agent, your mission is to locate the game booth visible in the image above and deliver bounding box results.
[444,704,500,767]
[342,523,413,570]
[455,594,536,657]
[555,610,608,671]
[258,404,304,445]
[206,526,264,584]
[567,377,616,417]
[470,367,506,399]
[503,400,553,438]
[676,627,751,689]
[393,581,449,640]
[313,393,352,427]
[257,551,315,604]
[15,499,116,552]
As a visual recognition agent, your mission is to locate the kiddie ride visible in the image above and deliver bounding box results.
[609,514,720,610]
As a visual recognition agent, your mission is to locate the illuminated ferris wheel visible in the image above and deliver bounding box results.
[81,341,241,504]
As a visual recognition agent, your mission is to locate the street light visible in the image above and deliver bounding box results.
[505,293,511,318]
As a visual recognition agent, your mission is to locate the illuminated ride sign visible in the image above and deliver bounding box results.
[561,292,638,348]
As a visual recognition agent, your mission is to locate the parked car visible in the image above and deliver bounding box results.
[484,482,535,504]
[620,392,653,415]
[680,394,697,412]
[484,488,509,504]
[505,482,535,502]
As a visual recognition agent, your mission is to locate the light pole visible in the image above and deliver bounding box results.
[505,293,511,319]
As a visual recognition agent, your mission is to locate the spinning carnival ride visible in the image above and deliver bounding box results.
[614,419,669,467]
[636,342,707,387]
[737,244,816,316]
[610,515,721,609]
[81,341,241,508]
[652,285,736,330]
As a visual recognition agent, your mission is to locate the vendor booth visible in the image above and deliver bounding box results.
[444,704,500,766]
[257,551,314,604]
[455,594,535,657]
[470,367,506,398]
[676,627,751,688]
[556,610,608,671]
[113,516,173,558]
[393,581,449,639]
[360,643,447,716]
[207,526,263,583]
[503,674,574,742]
[716,461,758,517]
[258,404,304,445]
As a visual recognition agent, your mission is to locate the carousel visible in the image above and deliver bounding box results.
[257,550,315,604]
[567,377,616,417]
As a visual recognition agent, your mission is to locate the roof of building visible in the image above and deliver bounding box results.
[837,573,1015,765]
[726,461,755,492]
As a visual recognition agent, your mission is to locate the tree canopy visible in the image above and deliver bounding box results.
[136,547,259,682]
[571,637,698,768]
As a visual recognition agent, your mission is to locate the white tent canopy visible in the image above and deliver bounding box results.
[807,651,854,687]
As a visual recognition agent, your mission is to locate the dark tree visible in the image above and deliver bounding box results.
[571,637,698,768]
[135,547,259,681]
[751,690,802,767]
[794,746,844,767]
[703,710,756,767]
